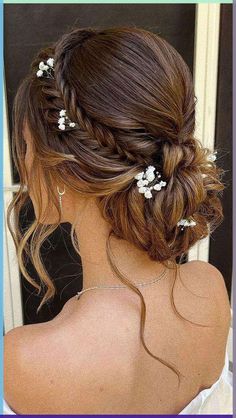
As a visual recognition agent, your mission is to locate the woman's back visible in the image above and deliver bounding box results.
[5,260,231,415]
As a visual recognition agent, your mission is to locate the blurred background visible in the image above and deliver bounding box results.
[3,4,232,366]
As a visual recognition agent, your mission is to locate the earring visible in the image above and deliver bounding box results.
[57,185,65,211]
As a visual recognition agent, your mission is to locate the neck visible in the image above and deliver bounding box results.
[74,198,167,291]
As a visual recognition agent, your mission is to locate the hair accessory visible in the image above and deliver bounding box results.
[134,165,167,199]
[58,109,77,130]
[177,218,196,231]
[36,58,54,78]
[207,150,217,162]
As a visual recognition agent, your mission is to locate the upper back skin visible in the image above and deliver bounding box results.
[4,260,231,415]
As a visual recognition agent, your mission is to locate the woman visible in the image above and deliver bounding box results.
[4,26,232,414]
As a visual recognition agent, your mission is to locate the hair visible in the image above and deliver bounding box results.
[7,25,225,387]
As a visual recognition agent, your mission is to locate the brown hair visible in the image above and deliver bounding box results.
[7,25,225,386]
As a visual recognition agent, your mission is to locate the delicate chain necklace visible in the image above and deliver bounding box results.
[76,267,168,300]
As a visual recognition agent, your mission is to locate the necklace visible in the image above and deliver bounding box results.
[76,267,168,300]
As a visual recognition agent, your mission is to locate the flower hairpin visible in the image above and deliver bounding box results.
[36,58,54,78]
[201,150,218,178]
[177,218,197,231]
[58,109,78,131]
[134,165,167,199]
[207,150,217,162]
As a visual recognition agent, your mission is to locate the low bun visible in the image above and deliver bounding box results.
[162,141,195,176]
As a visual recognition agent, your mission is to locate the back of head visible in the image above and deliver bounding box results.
[9,25,225,383]
[12,25,224,262]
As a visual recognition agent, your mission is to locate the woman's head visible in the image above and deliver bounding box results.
[12,25,224,260]
[8,25,225,383]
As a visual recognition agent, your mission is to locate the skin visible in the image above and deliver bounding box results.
[4,124,231,414]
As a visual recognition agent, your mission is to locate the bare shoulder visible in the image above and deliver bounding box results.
[183,260,230,300]
[4,323,50,412]
[4,323,47,414]
[182,260,231,326]
[4,297,136,414]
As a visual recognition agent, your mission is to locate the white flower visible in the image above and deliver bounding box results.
[58,117,65,124]
[59,109,67,117]
[208,155,216,162]
[153,183,161,191]
[146,165,155,172]
[69,122,76,128]
[59,124,65,130]
[135,172,144,180]
[39,61,45,70]
[138,186,148,194]
[47,58,54,67]
[146,172,155,182]
[177,219,186,226]
[137,179,145,187]
[207,151,217,162]
[36,69,43,77]
[135,165,168,198]
[43,65,49,71]
[144,190,152,199]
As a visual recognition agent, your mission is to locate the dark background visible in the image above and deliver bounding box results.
[4,4,232,324]
[208,5,232,299]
